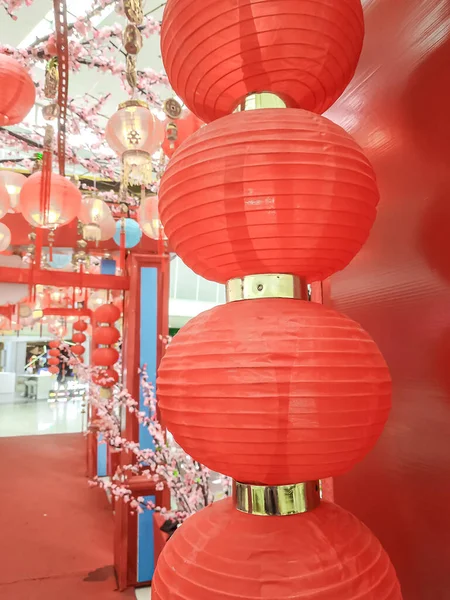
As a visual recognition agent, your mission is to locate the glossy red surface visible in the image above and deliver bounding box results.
[326,0,450,597]
[153,498,402,600]
[0,55,36,126]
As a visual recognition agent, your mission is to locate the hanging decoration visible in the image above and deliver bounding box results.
[0,181,10,220]
[162,104,203,158]
[138,196,164,241]
[0,171,26,212]
[153,1,403,599]
[91,303,121,390]
[79,196,115,243]
[0,223,11,252]
[113,217,142,249]
[0,54,36,126]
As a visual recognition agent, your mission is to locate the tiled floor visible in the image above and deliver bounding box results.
[136,587,151,599]
[0,397,85,437]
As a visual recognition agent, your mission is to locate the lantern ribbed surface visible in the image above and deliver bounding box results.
[157,299,391,484]
[92,347,119,367]
[93,326,120,346]
[153,498,402,600]
[0,55,36,126]
[159,109,380,283]
[161,0,364,122]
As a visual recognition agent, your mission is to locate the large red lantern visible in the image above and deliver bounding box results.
[158,298,391,484]
[72,332,86,344]
[93,326,120,346]
[159,109,379,283]
[0,55,36,126]
[19,171,81,228]
[92,347,119,367]
[161,0,364,123]
[153,498,401,600]
[93,303,120,325]
[71,344,85,356]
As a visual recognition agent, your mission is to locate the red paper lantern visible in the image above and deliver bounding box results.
[161,0,364,122]
[158,299,391,484]
[93,303,121,324]
[92,347,119,367]
[0,55,36,126]
[71,344,85,356]
[48,365,59,375]
[19,171,82,229]
[162,110,203,158]
[153,498,402,600]
[159,109,380,283]
[73,320,87,332]
[48,357,59,366]
[72,332,86,344]
[48,348,60,357]
[48,340,60,349]
[92,368,119,388]
[93,326,120,346]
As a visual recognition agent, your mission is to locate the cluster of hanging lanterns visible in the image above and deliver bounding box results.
[47,339,61,375]
[91,303,121,389]
[153,0,403,599]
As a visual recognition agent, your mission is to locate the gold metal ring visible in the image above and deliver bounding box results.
[226,274,308,302]
[118,99,148,111]
[234,481,320,516]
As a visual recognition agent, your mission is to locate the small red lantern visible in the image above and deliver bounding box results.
[71,344,85,356]
[19,171,81,229]
[72,332,86,344]
[93,326,120,346]
[48,357,59,366]
[161,0,364,122]
[158,299,391,485]
[153,498,402,600]
[0,55,36,126]
[159,109,380,283]
[48,340,60,349]
[48,365,59,375]
[93,303,121,324]
[162,110,203,158]
[92,368,119,388]
[73,320,87,332]
[92,347,119,367]
[48,348,60,357]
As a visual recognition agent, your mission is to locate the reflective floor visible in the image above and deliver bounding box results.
[0,397,85,437]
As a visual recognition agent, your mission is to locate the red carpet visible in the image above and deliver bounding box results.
[0,433,134,598]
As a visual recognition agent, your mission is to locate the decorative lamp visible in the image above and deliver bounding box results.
[153,498,401,600]
[0,171,26,212]
[48,340,60,349]
[48,357,59,366]
[162,109,203,158]
[93,326,120,346]
[105,100,164,185]
[48,348,60,358]
[19,171,82,229]
[113,217,142,249]
[160,0,364,123]
[0,55,36,126]
[138,196,165,240]
[92,367,119,388]
[159,109,379,284]
[0,180,10,220]
[92,347,119,367]
[72,332,86,344]
[154,1,402,597]
[0,222,11,252]
[71,344,85,356]
[73,319,87,332]
[93,303,121,325]
[48,365,59,375]
[79,196,113,243]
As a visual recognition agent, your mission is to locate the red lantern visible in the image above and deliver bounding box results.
[73,320,87,332]
[19,171,81,229]
[161,0,364,122]
[162,110,203,158]
[71,344,85,356]
[0,55,36,126]
[48,365,59,375]
[48,348,60,357]
[153,498,402,600]
[158,299,391,485]
[93,326,120,346]
[72,332,86,344]
[92,347,119,367]
[48,340,60,349]
[159,109,380,284]
[92,368,119,388]
[48,357,59,366]
[93,303,121,324]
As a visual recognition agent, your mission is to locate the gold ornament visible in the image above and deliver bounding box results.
[123,0,143,24]
[44,58,59,99]
[163,97,182,120]
[234,481,321,517]
[126,54,137,89]
[123,23,142,55]
[42,103,59,121]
